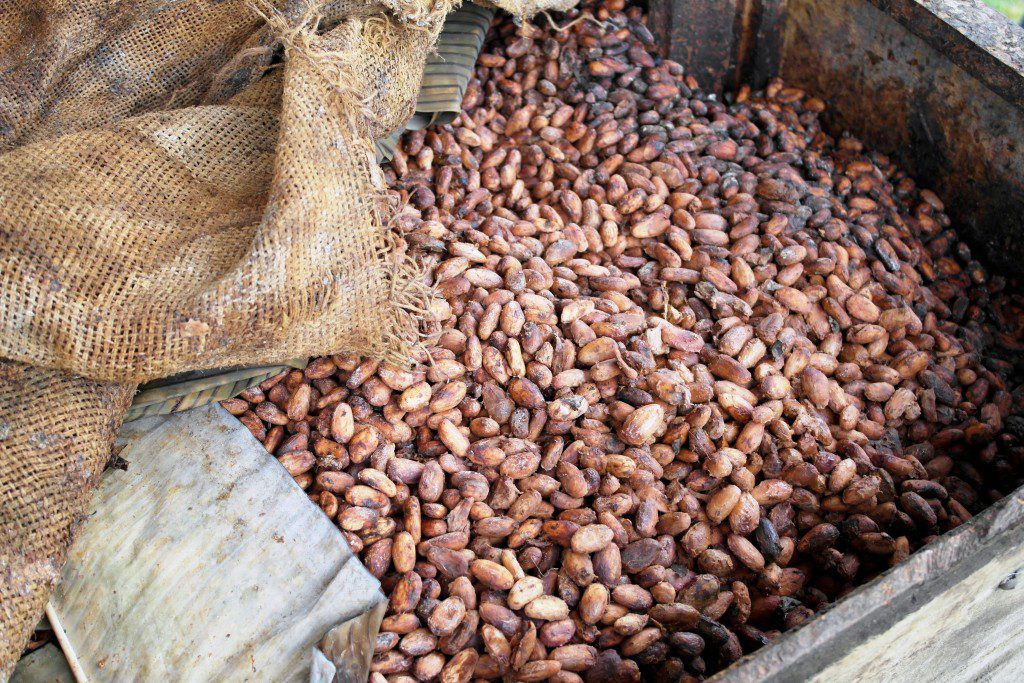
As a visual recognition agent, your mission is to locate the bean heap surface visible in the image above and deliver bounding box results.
[224,1,1024,680]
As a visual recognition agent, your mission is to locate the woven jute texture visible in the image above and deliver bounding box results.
[0,0,576,676]
[0,363,134,678]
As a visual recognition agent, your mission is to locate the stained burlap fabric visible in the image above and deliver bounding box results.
[0,0,576,676]
[0,364,134,679]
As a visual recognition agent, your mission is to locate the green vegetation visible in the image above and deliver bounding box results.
[986,0,1024,23]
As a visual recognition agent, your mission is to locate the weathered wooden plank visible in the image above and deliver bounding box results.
[646,0,684,61]
[647,0,744,94]
[867,0,1024,108]
[647,0,786,93]
[647,2,1024,678]
[775,0,1024,275]
[646,0,1024,273]
[648,0,1024,102]
[716,485,1024,681]
[813,538,1024,681]
[748,0,787,89]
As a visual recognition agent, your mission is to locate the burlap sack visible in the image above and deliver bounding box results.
[0,0,584,676]
[0,364,134,679]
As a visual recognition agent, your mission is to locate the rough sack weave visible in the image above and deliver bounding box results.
[0,0,574,675]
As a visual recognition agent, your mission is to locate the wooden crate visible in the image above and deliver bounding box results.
[645,0,1024,679]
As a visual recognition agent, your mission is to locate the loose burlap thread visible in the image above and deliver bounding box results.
[0,0,575,675]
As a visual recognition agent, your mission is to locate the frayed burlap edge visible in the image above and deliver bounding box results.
[250,0,440,368]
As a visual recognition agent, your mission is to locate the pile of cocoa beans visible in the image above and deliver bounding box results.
[222,0,1024,680]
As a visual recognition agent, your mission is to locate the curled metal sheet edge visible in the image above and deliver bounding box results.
[40,405,387,682]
